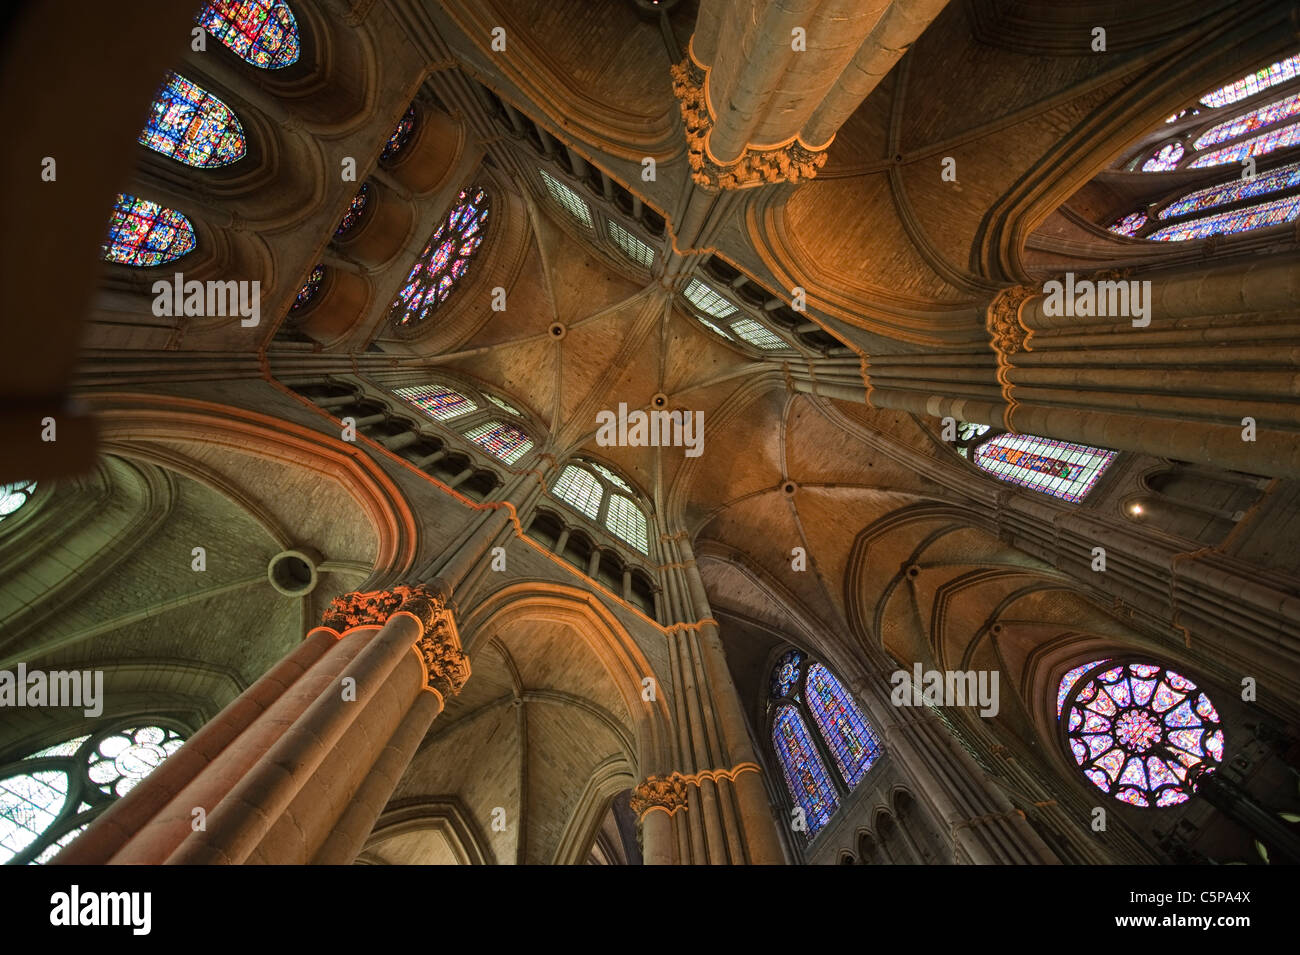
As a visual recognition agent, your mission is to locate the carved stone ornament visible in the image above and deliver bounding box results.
[629,773,690,816]
[670,58,828,190]
[321,584,445,632]
[415,625,471,699]
[985,284,1037,359]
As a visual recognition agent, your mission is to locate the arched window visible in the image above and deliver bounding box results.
[197,0,300,69]
[1104,51,1300,241]
[549,460,652,554]
[380,105,417,163]
[139,73,246,168]
[291,264,325,311]
[0,481,37,523]
[394,383,477,421]
[462,420,533,464]
[955,424,1116,503]
[804,663,883,788]
[680,278,793,351]
[334,183,371,239]
[606,219,655,268]
[394,381,535,466]
[767,649,884,839]
[1061,661,1224,808]
[389,186,491,327]
[1,723,187,865]
[539,169,593,227]
[772,706,839,836]
[101,194,196,267]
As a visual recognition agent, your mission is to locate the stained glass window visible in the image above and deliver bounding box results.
[390,186,491,327]
[770,650,803,697]
[291,264,325,311]
[463,420,533,464]
[552,465,603,520]
[394,384,478,421]
[139,73,246,168]
[334,183,371,238]
[1158,160,1300,220]
[1193,92,1300,149]
[1199,53,1300,108]
[772,706,839,836]
[805,663,882,788]
[1140,142,1184,172]
[0,481,37,523]
[1063,662,1224,808]
[730,317,789,350]
[1146,193,1300,241]
[197,0,300,69]
[604,494,649,554]
[606,219,655,268]
[381,106,417,163]
[1056,659,1110,717]
[1107,211,1148,237]
[1187,121,1300,168]
[683,278,737,318]
[101,194,196,266]
[972,433,1116,503]
[1,724,186,865]
[539,169,593,227]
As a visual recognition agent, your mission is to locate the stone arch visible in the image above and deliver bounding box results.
[359,796,496,865]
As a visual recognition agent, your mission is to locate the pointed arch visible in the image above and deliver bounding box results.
[138,73,246,168]
[101,194,196,267]
[197,0,301,69]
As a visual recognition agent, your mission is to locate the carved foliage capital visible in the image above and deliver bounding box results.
[670,58,827,190]
[629,773,690,816]
[415,622,471,699]
[321,584,445,632]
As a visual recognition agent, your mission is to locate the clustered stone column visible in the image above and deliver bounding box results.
[679,0,953,188]
[853,660,1060,865]
[55,585,468,865]
[631,534,786,864]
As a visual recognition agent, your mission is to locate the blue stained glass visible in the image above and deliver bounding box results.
[772,706,838,837]
[804,663,882,787]
[101,194,196,267]
[1146,193,1300,241]
[139,73,246,168]
[381,106,417,163]
[1157,160,1300,220]
[198,0,300,69]
[770,650,803,697]
[389,187,491,326]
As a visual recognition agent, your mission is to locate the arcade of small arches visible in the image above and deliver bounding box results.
[4,0,1300,867]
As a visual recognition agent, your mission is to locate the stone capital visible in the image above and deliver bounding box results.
[321,584,447,632]
[670,59,827,190]
[414,623,471,699]
[629,772,690,817]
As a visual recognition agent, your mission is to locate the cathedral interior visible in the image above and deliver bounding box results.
[2,0,1300,868]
